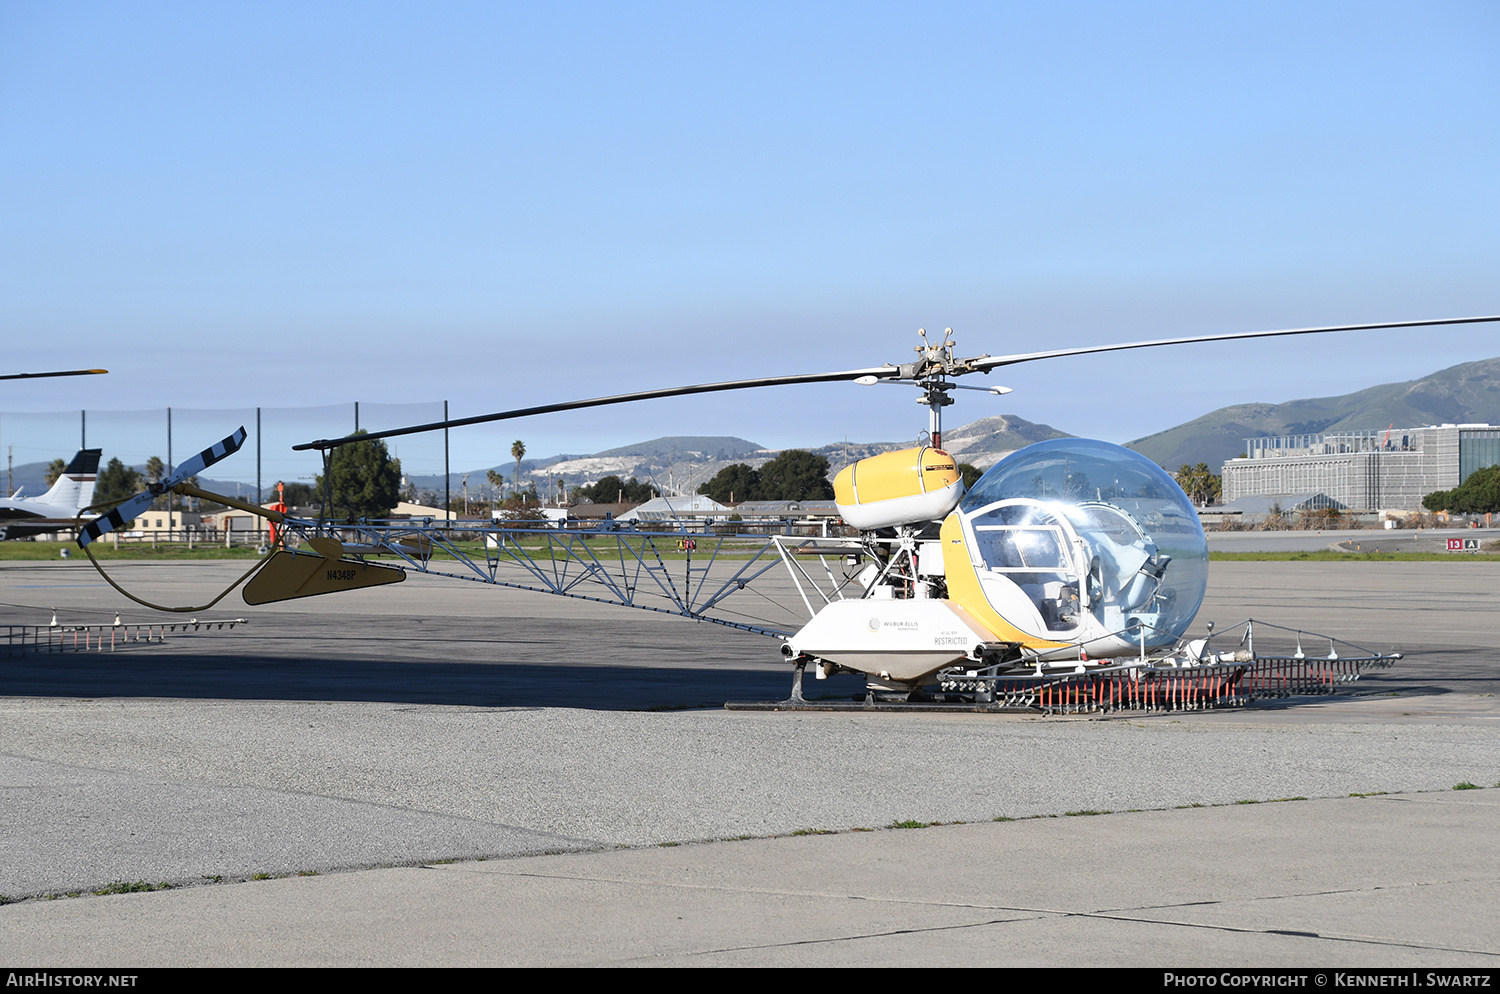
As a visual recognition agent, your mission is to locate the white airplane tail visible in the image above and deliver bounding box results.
[38,449,101,511]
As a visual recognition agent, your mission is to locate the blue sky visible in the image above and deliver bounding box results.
[2,2,1497,485]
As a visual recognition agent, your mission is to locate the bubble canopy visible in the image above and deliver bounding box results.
[959,439,1208,648]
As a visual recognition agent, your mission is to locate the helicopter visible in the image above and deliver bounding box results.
[72,316,1498,712]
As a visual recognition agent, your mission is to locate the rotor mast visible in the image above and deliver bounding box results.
[913,328,958,450]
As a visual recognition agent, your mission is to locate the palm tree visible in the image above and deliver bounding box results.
[511,440,526,497]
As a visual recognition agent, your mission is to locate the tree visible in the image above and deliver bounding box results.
[573,475,654,504]
[957,462,983,490]
[145,455,170,509]
[279,482,317,507]
[44,459,65,487]
[698,463,761,503]
[1061,470,1092,502]
[1174,463,1222,506]
[695,451,835,502]
[511,440,526,497]
[1424,465,1500,514]
[95,458,143,506]
[496,484,545,521]
[756,450,833,500]
[314,432,402,519]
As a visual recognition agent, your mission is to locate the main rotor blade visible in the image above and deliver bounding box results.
[293,313,1499,452]
[0,368,108,381]
[970,315,1500,370]
[293,367,900,451]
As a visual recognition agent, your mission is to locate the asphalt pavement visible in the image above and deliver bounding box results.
[1,558,1497,966]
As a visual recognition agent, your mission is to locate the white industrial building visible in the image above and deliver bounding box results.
[1221,424,1500,511]
[616,494,729,522]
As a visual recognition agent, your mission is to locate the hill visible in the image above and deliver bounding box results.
[1127,357,1500,469]
[939,415,1073,469]
[3,458,54,498]
[408,415,1074,497]
[589,436,764,461]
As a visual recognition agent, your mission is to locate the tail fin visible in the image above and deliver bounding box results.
[39,449,102,511]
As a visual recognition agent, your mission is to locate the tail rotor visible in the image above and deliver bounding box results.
[77,426,248,547]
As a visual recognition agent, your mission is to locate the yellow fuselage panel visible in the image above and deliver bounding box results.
[937,513,1072,651]
[834,447,964,530]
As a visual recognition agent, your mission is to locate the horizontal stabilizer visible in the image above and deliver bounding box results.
[242,550,405,605]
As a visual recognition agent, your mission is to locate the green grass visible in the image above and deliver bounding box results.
[0,534,767,564]
[1211,550,1500,562]
[402,539,766,565]
[0,541,267,560]
[92,880,172,896]
[1453,782,1482,790]
[888,819,928,829]
[16,538,1500,564]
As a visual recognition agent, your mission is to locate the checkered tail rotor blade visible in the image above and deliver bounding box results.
[77,426,248,548]
[164,426,248,487]
[78,490,155,548]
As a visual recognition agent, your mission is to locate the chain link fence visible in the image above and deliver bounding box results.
[1,402,468,502]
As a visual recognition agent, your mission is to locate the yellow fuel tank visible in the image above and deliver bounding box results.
[834,446,964,530]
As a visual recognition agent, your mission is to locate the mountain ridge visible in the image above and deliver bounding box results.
[406,413,1074,496]
[1126,356,1500,469]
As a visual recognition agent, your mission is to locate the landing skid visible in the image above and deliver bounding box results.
[725,660,1040,712]
[725,698,1039,713]
[729,620,1401,715]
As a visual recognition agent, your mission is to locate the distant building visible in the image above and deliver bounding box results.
[569,502,641,523]
[126,510,203,534]
[617,495,729,522]
[206,509,264,535]
[389,500,450,518]
[1222,424,1500,511]
[728,499,840,520]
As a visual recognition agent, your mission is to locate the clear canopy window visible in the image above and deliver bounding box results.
[960,439,1208,646]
